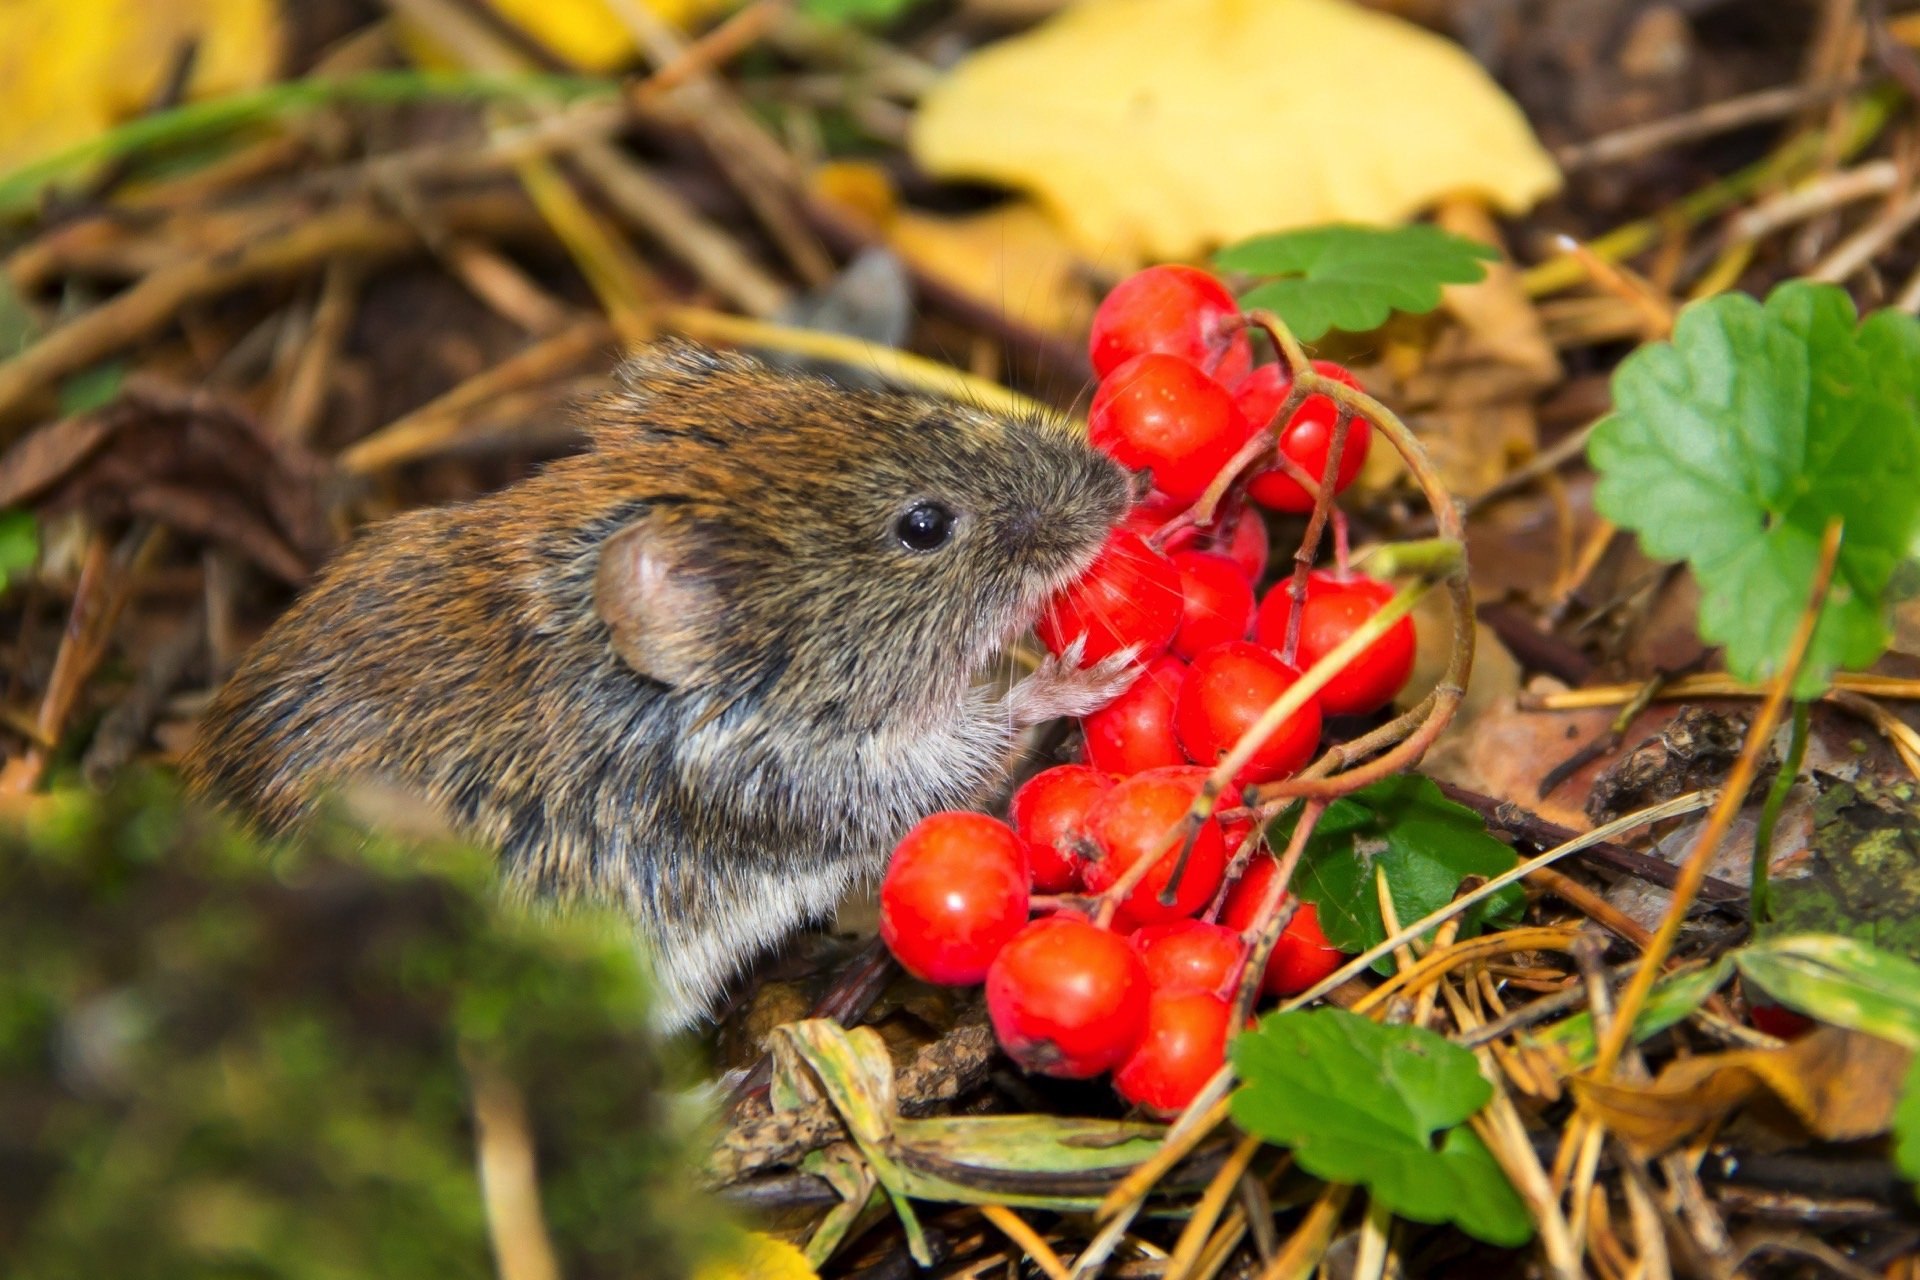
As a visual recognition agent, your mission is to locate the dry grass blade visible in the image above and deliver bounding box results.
[1280,789,1714,1012]
[1590,518,1843,1081]
[978,1204,1072,1280]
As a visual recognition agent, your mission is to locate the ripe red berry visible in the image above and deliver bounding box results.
[986,915,1150,1077]
[1219,861,1346,997]
[1090,355,1252,505]
[1037,529,1183,664]
[1255,571,1415,717]
[1082,654,1189,775]
[1173,642,1322,785]
[1168,551,1255,660]
[1748,1001,1815,1040]
[1113,988,1234,1115]
[879,813,1031,985]
[1124,492,1269,585]
[1089,265,1252,384]
[1009,765,1111,893]
[1235,362,1373,514]
[1218,505,1269,583]
[1131,919,1244,996]
[1082,767,1226,925]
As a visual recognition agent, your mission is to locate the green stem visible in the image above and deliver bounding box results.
[0,70,617,218]
[1750,700,1809,925]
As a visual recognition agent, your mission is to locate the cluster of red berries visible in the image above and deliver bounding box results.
[879,266,1421,1116]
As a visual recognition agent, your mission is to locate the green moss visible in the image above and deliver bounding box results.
[0,773,726,1279]
[1766,779,1920,962]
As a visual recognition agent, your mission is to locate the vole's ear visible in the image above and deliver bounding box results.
[593,512,726,688]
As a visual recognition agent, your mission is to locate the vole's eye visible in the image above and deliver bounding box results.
[894,501,957,552]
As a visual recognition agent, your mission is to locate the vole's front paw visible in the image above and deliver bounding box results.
[1005,639,1143,727]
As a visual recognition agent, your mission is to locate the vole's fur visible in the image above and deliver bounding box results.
[184,342,1136,1027]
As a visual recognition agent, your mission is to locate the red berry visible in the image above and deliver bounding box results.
[1235,362,1373,514]
[1219,863,1346,997]
[879,813,1031,985]
[987,915,1150,1077]
[1124,492,1268,584]
[1090,355,1251,505]
[1173,642,1322,785]
[1749,1001,1815,1040]
[1037,529,1183,664]
[1089,265,1252,384]
[1219,506,1269,582]
[1082,767,1227,925]
[1009,765,1111,893]
[1255,571,1415,717]
[1082,655,1189,775]
[1113,989,1233,1115]
[1168,551,1255,660]
[1131,919,1244,996]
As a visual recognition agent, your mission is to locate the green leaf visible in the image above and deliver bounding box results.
[798,0,926,24]
[1589,282,1920,699]
[1896,1057,1920,1183]
[0,273,36,358]
[1278,775,1525,972]
[1215,224,1499,342]
[1230,1008,1532,1246]
[58,361,125,416]
[1530,958,1733,1070]
[1734,932,1920,1049]
[0,510,38,592]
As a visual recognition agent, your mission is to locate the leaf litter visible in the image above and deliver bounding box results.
[3,0,1920,1276]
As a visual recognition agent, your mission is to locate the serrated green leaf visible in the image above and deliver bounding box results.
[1230,1008,1531,1246]
[0,510,38,592]
[1275,775,1525,973]
[1215,224,1498,341]
[1896,1057,1920,1183]
[1734,932,1920,1048]
[1589,282,1920,699]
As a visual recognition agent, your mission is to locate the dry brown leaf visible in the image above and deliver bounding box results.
[1573,1026,1911,1157]
[911,0,1561,262]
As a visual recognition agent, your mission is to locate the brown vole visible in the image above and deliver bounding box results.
[183,341,1137,1027]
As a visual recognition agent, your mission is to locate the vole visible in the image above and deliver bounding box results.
[183,341,1136,1028]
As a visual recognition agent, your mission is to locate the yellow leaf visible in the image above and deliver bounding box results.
[694,1231,820,1280]
[810,162,1094,339]
[910,0,1561,261]
[0,0,280,175]
[478,0,736,72]
[892,203,1095,339]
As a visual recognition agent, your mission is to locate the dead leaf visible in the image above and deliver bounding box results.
[810,163,1095,338]
[1377,203,1556,498]
[0,379,333,583]
[911,0,1561,261]
[0,0,280,175]
[1573,1026,1912,1157]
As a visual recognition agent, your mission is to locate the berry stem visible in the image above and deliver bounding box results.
[1190,387,1316,526]
[1229,800,1325,1029]
[1279,406,1353,666]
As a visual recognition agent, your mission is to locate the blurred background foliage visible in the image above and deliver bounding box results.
[0,773,729,1279]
